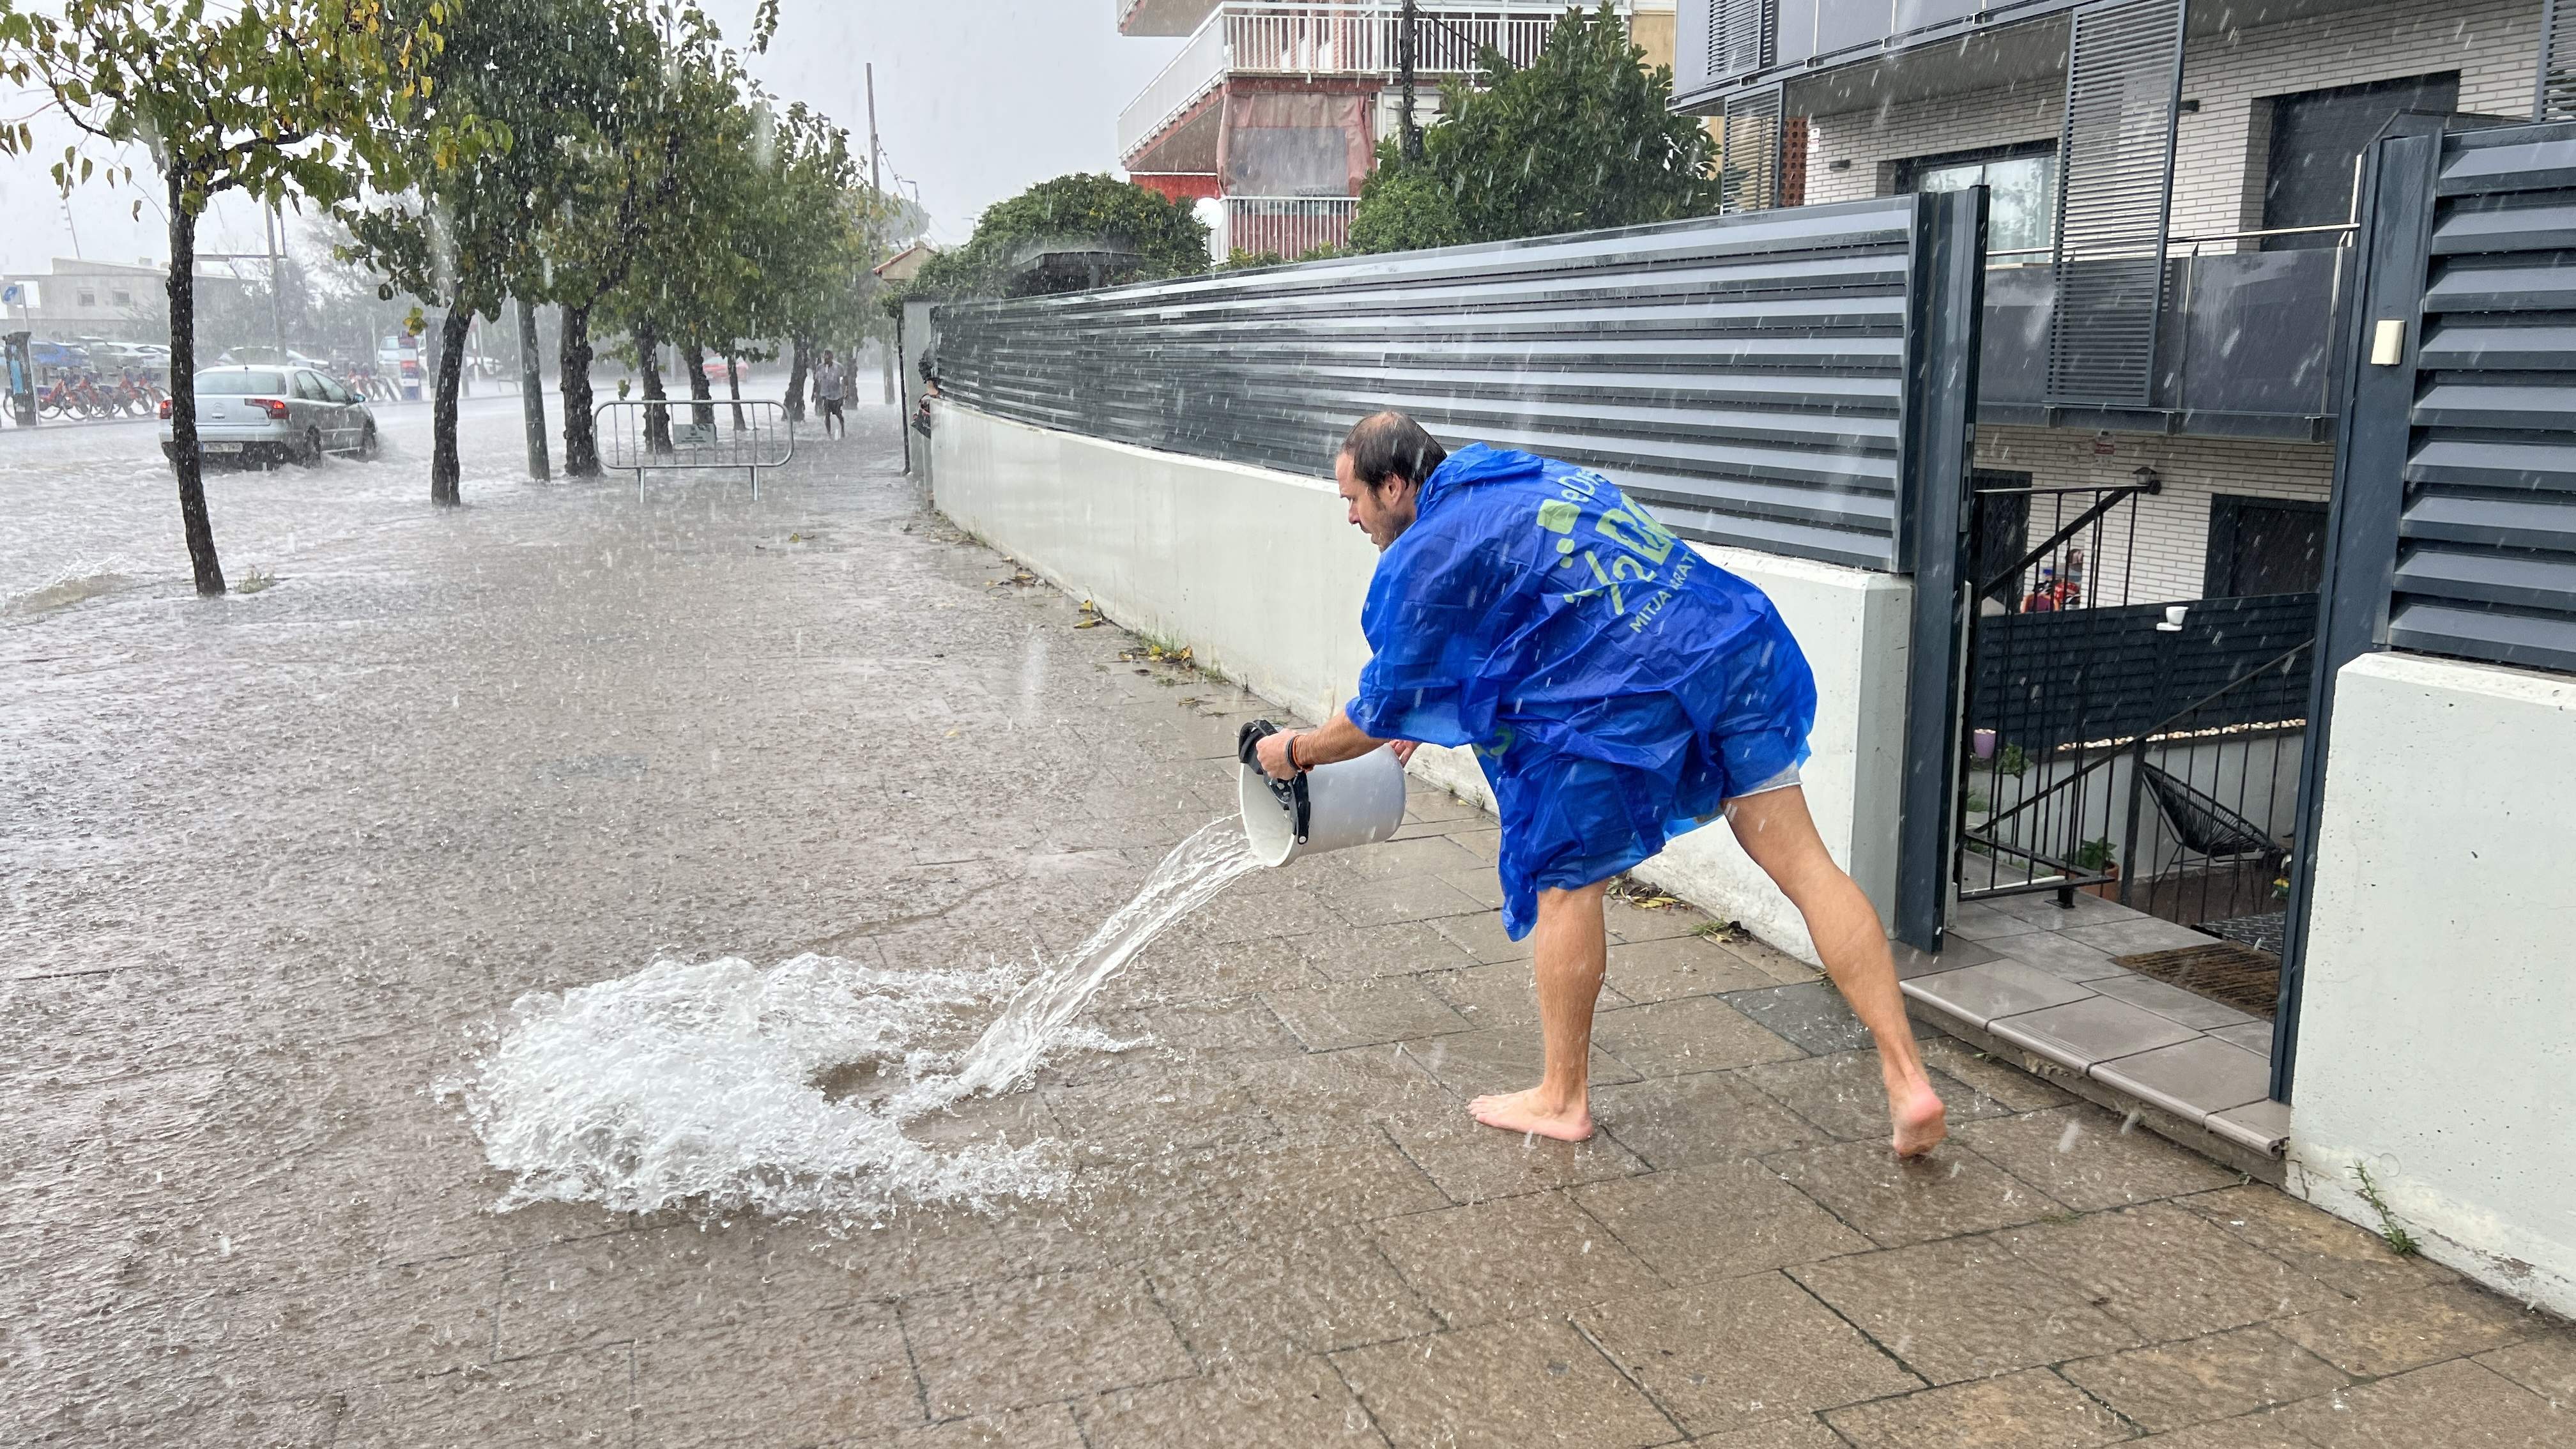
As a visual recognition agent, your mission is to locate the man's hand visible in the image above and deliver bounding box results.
[1256,729,1300,781]
[1391,740,1420,765]
[1254,711,1412,778]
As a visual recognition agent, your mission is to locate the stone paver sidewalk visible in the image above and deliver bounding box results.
[4,406,2566,1446]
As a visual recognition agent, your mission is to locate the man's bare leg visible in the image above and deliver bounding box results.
[1468,880,1608,1142]
[1724,786,1947,1156]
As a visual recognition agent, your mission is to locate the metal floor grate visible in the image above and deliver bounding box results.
[2115,942,2281,1019]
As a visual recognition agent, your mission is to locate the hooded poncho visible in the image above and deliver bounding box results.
[1346,443,1818,939]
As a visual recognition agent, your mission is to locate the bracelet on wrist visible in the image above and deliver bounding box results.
[1287,732,1306,772]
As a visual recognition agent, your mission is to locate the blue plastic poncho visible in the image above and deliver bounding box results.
[1346,443,1818,939]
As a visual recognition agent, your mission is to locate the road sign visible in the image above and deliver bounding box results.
[1,284,21,305]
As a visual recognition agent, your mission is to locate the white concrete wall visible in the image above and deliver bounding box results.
[2288,650,2576,1317]
[930,402,1915,962]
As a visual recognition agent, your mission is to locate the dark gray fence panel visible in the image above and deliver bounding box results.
[2393,123,2576,673]
[935,197,1942,571]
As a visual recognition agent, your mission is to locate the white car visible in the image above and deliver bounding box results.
[158,365,379,468]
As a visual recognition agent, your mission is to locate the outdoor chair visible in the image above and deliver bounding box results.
[2137,762,2290,882]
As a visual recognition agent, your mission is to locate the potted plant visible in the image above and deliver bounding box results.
[2076,837,2120,899]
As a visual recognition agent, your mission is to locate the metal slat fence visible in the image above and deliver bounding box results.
[933,197,1956,570]
[2388,125,2576,671]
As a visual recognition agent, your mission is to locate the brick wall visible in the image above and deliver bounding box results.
[1974,425,2334,606]
[1803,0,2539,241]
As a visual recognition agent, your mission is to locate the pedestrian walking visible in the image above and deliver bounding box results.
[813,350,845,438]
[1255,412,1948,1154]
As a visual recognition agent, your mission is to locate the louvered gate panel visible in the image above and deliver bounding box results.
[1721,88,1784,213]
[2390,126,2576,670]
[1708,0,1774,82]
[2540,0,2576,121]
[2046,0,2184,406]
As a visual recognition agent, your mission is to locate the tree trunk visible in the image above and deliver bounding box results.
[518,295,549,480]
[682,342,714,429]
[430,305,473,507]
[636,318,671,454]
[165,173,224,595]
[724,351,744,431]
[879,333,896,404]
[784,337,809,422]
[560,303,599,477]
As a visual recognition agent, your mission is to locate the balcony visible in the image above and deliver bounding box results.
[1120,1,1604,169]
[1221,195,1362,258]
[1979,233,2356,441]
[1121,0,1223,36]
[1673,0,2398,114]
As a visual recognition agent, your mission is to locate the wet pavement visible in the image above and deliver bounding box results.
[5,401,2568,1446]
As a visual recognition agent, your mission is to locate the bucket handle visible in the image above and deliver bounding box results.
[1236,720,1313,845]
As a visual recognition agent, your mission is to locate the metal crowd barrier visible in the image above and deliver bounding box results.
[595,397,795,498]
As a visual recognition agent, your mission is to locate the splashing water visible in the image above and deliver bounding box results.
[932,817,1262,1101]
[444,817,1261,1220]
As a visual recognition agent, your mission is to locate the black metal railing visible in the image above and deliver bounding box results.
[1961,578,2319,926]
[2115,643,2312,944]
[1956,476,2151,902]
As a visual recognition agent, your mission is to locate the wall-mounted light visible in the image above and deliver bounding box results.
[2133,465,2162,494]
[2179,98,2201,114]
[1828,158,1852,171]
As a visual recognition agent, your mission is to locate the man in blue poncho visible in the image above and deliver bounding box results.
[1255,413,1947,1156]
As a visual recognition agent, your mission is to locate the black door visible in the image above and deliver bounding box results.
[2262,72,2458,248]
[1969,470,2032,612]
[2205,496,2329,595]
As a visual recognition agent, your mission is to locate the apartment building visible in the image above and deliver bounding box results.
[1672,0,2542,608]
[0,258,256,345]
[1117,1,1668,259]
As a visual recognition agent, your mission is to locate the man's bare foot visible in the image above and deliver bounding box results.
[1469,1087,1595,1142]
[1890,1080,1947,1157]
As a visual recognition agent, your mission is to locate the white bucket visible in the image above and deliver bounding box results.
[1238,744,1409,866]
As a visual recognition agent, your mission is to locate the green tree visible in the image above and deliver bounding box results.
[346,0,613,503]
[1348,3,1714,254]
[1347,158,1465,254]
[0,0,447,594]
[746,104,878,422]
[886,172,1209,310]
[595,35,763,450]
[536,0,708,476]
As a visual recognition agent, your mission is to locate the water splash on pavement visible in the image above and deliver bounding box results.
[928,816,1260,1102]
[445,817,1259,1219]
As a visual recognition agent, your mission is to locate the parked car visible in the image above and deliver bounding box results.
[84,341,161,378]
[218,345,334,372]
[29,339,92,373]
[158,365,378,468]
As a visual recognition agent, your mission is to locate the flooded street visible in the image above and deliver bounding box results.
[5,401,2560,1445]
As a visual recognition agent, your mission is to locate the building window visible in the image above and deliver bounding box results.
[1898,142,2057,259]
[111,288,132,307]
[2204,496,2328,597]
[76,289,96,307]
[2262,72,2458,249]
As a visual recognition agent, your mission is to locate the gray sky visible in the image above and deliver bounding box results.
[0,2,1183,274]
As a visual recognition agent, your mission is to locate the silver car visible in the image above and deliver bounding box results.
[158,365,379,469]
